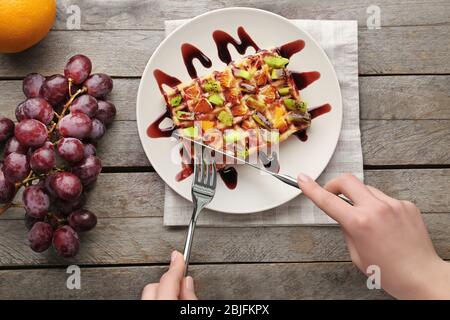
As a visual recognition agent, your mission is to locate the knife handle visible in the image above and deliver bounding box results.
[275,173,353,206]
[276,173,300,188]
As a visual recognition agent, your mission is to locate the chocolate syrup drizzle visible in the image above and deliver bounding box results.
[212,26,260,64]
[278,39,305,59]
[153,69,181,95]
[181,43,212,79]
[292,71,321,90]
[149,27,332,188]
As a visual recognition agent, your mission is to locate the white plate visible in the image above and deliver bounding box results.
[136,7,342,214]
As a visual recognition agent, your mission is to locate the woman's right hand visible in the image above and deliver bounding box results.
[297,173,450,299]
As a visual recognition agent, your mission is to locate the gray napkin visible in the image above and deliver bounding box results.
[163,19,362,227]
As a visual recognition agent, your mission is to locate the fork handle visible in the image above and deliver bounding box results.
[183,204,202,276]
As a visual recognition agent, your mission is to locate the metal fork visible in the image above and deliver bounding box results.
[183,142,217,275]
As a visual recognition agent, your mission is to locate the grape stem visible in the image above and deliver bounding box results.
[19,174,41,187]
[0,203,12,215]
[68,78,74,97]
[49,81,87,133]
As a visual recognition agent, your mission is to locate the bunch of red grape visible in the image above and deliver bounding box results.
[0,54,116,258]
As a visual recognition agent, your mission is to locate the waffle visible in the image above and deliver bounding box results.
[162,49,311,159]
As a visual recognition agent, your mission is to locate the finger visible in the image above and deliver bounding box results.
[180,276,198,300]
[342,229,363,271]
[297,173,354,227]
[141,283,158,300]
[156,251,185,300]
[367,185,397,206]
[324,174,376,205]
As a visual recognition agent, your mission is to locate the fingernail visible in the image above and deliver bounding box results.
[185,276,194,290]
[170,251,178,265]
[298,173,312,183]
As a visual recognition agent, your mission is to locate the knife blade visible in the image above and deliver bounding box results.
[172,131,353,205]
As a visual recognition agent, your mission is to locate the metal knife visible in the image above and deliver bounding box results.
[173,132,353,205]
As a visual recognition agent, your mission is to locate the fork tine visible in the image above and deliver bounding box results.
[209,161,217,188]
[193,143,202,184]
[204,150,216,188]
[203,150,210,185]
[207,150,215,186]
[212,162,217,187]
[199,146,205,184]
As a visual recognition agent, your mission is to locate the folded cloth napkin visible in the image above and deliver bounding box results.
[163,19,362,227]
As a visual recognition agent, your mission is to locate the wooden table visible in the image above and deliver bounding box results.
[0,0,449,299]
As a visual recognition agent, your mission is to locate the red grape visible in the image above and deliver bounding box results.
[0,167,15,203]
[64,54,92,85]
[95,100,116,125]
[15,101,27,122]
[0,116,15,142]
[68,209,97,232]
[40,74,68,105]
[83,73,113,98]
[14,119,48,148]
[51,172,83,201]
[30,145,56,173]
[28,222,53,252]
[58,112,92,139]
[72,155,102,185]
[3,152,30,183]
[44,173,57,197]
[4,137,28,156]
[71,94,98,117]
[57,137,84,163]
[83,143,96,157]
[53,225,80,257]
[23,73,45,98]
[55,193,86,216]
[24,213,44,230]
[89,118,105,141]
[23,185,50,219]
[23,98,54,124]
[40,140,54,150]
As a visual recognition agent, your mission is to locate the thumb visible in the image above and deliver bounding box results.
[180,276,198,300]
[297,173,352,225]
[156,251,185,299]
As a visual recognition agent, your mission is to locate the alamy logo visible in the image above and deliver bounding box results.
[66,265,81,290]
[366,5,381,30]
[66,5,81,30]
[366,265,381,289]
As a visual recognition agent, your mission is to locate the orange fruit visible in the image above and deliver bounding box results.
[0,0,56,53]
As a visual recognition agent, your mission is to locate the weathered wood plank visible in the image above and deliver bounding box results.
[0,213,448,267]
[364,169,450,213]
[0,31,164,78]
[0,169,448,222]
[0,79,138,121]
[0,26,449,77]
[361,120,450,165]
[359,76,450,120]
[2,76,449,121]
[96,120,450,167]
[0,262,389,299]
[3,118,427,168]
[0,217,347,266]
[53,0,450,30]
[95,120,150,167]
[1,168,449,222]
[0,172,164,220]
[358,26,450,74]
